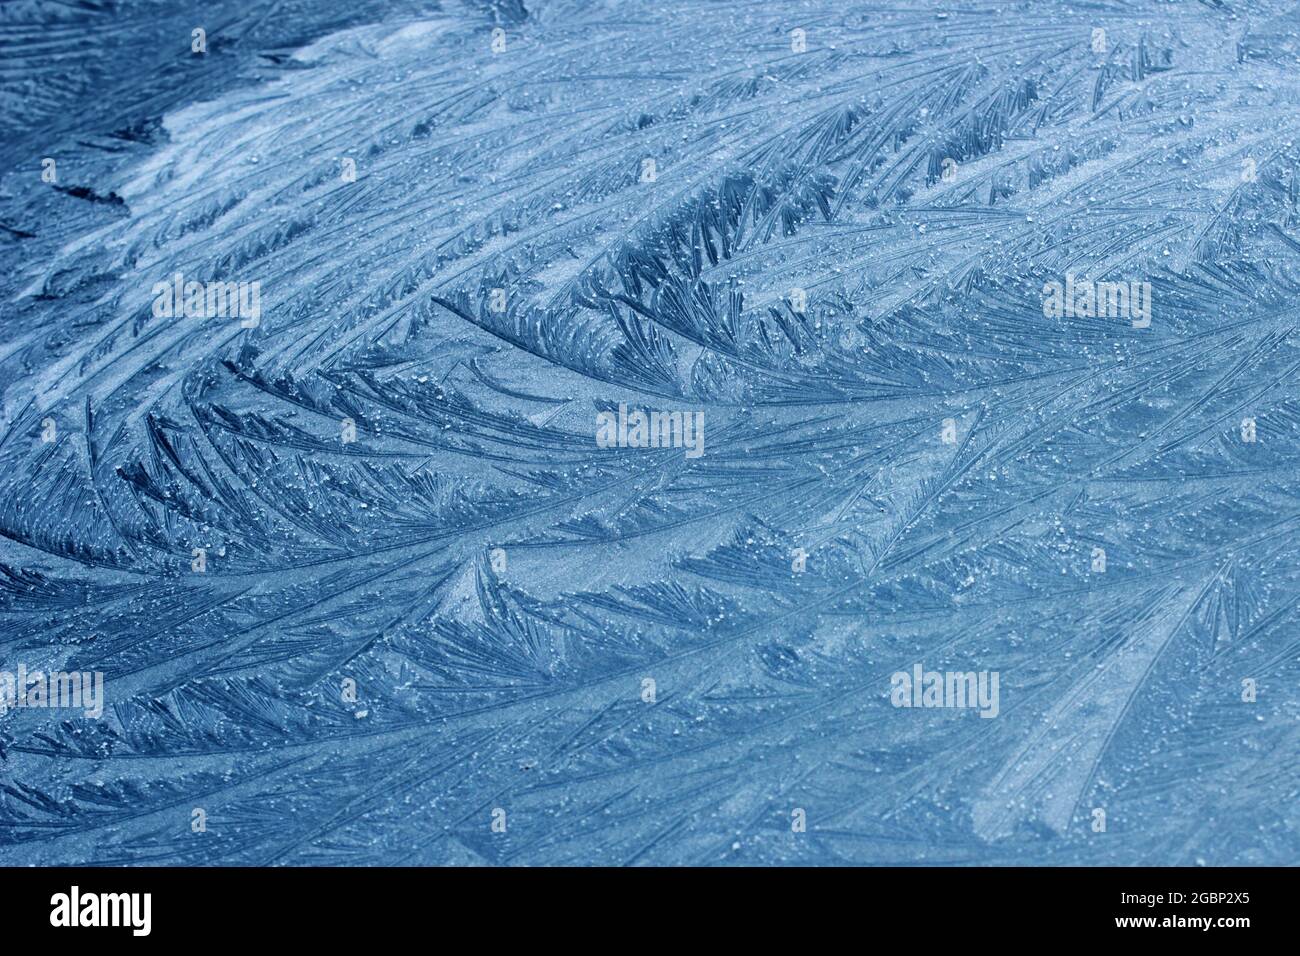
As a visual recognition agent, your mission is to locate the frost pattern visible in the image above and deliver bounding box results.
[0,0,1297,866]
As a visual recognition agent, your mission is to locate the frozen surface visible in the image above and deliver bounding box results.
[0,0,1297,866]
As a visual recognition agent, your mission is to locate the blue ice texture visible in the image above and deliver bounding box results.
[0,0,1297,866]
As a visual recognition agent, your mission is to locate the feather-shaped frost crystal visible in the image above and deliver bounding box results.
[0,0,1296,866]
